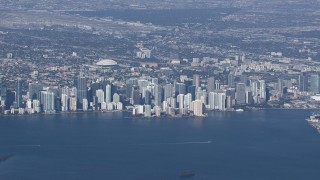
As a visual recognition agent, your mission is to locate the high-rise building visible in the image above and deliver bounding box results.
[177,94,184,109]
[187,85,196,100]
[40,91,55,113]
[193,100,203,116]
[132,87,141,105]
[240,74,248,86]
[236,83,246,105]
[113,93,120,103]
[228,73,234,87]
[151,78,158,85]
[15,79,23,108]
[310,74,320,94]
[76,77,87,104]
[206,77,215,93]
[82,99,88,111]
[96,89,105,103]
[217,92,226,111]
[175,82,186,96]
[28,82,43,100]
[259,80,267,102]
[61,94,69,112]
[299,72,308,92]
[184,93,192,111]
[105,84,112,103]
[278,78,283,96]
[154,84,163,106]
[145,105,152,117]
[193,74,200,89]
[144,90,151,105]
[208,92,215,110]
[164,83,173,100]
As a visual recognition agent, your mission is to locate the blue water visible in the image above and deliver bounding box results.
[0,110,320,180]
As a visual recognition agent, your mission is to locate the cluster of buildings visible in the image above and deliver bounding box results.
[128,73,267,117]
[0,77,123,115]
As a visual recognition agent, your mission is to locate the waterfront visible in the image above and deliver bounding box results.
[0,110,320,180]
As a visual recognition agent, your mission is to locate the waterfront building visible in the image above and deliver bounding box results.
[76,77,87,104]
[61,94,69,112]
[113,93,120,103]
[82,99,88,111]
[193,100,203,116]
[145,105,151,117]
[69,97,77,111]
[40,91,55,113]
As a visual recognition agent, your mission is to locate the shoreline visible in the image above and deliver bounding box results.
[0,108,316,118]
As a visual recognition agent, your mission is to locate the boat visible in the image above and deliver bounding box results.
[235,109,244,112]
[179,170,195,178]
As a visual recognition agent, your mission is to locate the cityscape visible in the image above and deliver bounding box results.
[1,0,320,179]
[1,50,320,117]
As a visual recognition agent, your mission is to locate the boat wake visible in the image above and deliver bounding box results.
[145,141,213,145]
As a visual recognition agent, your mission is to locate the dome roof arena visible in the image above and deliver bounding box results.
[96,59,117,66]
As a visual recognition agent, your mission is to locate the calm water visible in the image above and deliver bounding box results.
[0,110,320,180]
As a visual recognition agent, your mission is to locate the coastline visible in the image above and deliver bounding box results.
[0,107,316,118]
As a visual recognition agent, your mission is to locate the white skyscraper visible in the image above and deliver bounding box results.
[184,93,192,111]
[96,89,105,103]
[106,84,112,103]
[217,93,226,111]
[177,94,184,109]
[40,91,55,113]
[61,94,69,112]
[208,92,215,110]
[259,80,266,102]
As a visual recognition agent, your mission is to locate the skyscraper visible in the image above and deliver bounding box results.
[228,73,234,88]
[310,74,320,94]
[40,91,55,113]
[208,92,215,110]
[193,100,203,116]
[236,83,246,105]
[154,84,163,106]
[193,74,200,89]
[76,77,87,104]
[28,82,43,100]
[175,82,186,96]
[106,84,112,103]
[15,79,23,108]
[278,78,283,96]
[164,83,173,100]
[258,80,267,102]
[206,77,215,93]
[299,72,308,92]
[96,89,105,103]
